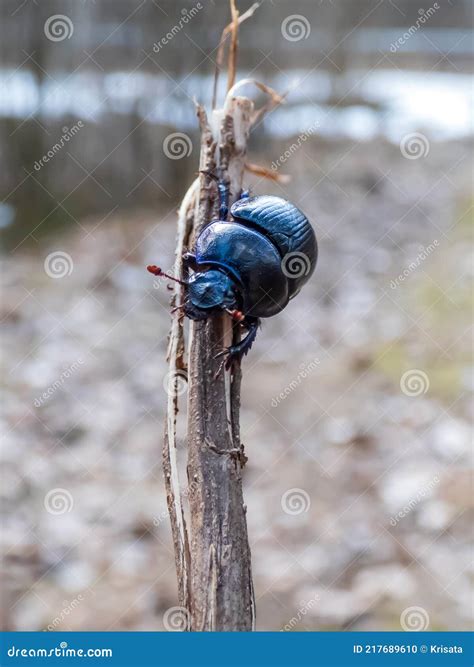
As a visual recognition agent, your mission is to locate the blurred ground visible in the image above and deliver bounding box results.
[2,135,472,631]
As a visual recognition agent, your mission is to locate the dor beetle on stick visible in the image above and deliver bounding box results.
[148,179,317,370]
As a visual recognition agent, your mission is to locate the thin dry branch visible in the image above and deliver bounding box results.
[245,161,291,183]
[162,142,281,627]
[186,97,255,631]
[212,2,260,109]
[227,0,240,92]
[162,97,257,629]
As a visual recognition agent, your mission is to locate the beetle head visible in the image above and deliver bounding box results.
[185,269,238,320]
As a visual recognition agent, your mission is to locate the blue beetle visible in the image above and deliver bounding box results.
[148,181,317,367]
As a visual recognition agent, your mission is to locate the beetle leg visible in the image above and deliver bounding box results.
[199,169,228,218]
[218,180,230,220]
[199,168,219,182]
[182,251,198,271]
[227,316,260,366]
[214,316,260,371]
[202,172,239,221]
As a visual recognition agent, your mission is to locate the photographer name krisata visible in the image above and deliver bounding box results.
[430,645,462,653]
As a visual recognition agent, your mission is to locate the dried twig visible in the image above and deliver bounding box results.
[212,2,260,109]
[225,77,287,128]
[185,97,255,633]
[227,0,240,92]
[245,161,291,183]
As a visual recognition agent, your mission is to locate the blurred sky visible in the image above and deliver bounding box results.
[1,0,472,246]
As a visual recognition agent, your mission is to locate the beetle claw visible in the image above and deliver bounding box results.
[213,349,229,379]
[213,357,226,379]
[213,347,241,376]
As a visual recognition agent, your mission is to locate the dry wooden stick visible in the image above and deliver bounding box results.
[227,0,240,92]
[212,2,260,109]
[162,95,258,633]
[186,96,255,631]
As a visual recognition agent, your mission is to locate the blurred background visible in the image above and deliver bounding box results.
[1,0,472,632]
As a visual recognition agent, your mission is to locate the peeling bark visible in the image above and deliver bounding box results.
[162,179,198,611]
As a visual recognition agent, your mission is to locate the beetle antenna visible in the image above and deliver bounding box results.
[147,265,187,286]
